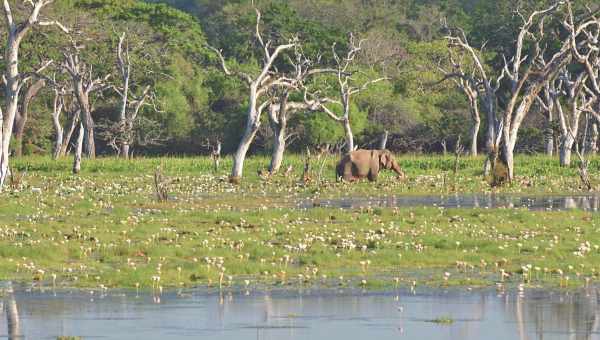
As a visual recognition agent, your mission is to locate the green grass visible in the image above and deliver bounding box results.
[1,154,599,291]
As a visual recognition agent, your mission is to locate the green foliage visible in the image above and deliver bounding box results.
[153,54,207,140]
[299,101,367,147]
[11,0,582,156]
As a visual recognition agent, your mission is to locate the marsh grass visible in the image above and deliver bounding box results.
[0,155,599,290]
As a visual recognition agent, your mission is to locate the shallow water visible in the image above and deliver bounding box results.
[302,194,600,211]
[2,287,600,339]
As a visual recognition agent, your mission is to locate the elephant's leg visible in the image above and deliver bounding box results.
[368,171,378,182]
[343,162,356,181]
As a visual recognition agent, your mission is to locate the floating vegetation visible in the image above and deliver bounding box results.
[427,317,454,324]
[0,155,599,290]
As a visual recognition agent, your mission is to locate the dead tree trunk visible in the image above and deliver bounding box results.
[442,27,502,167]
[0,1,66,188]
[555,70,588,167]
[437,47,481,157]
[209,8,298,182]
[114,32,152,159]
[498,3,579,180]
[379,130,389,150]
[590,121,598,155]
[470,119,480,156]
[62,45,110,159]
[77,79,95,158]
[444,3,592,180]
[211,140,221,172]
[571,8,600,159]
[482,90,500,176]
[13,79,45,156]
[268,89,326,174]
[73,123,84,174]
[231,83,266,180]
[59,108,80,157]
[51,89,65,159]
[5,283,21,339]
[342,117,355,152]
[268,94,289,174]
[307,33,387,154]
[538,82,556,156]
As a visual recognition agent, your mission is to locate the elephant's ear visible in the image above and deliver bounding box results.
[379,152,390,168]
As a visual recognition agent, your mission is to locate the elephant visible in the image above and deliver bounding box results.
[336,149,405,182]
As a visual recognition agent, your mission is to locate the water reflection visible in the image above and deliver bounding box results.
[2,287,600,339]
[303,194,600,211]
[2,283,21,340]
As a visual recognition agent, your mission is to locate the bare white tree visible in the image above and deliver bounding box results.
[497,2,580,180]
[0,0,67,188]
[442,2,599,181]
[555,69,589,166]
[266,48,337,174]
[267,91,324,174]
[306,33,388,153]
[536,81,557,156]
[61,42,111,159]
[50,86,65,158]
[437,40,483,157]
[113,32,152,159]
[72,122,84,174]
[13,78,45,156]
[569,3,600,135]
[442,26,505,174]
[208,8,298,182]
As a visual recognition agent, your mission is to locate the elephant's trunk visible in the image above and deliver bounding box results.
[391,161,405,179]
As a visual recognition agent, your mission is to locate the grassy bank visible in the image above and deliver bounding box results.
[1,154,599,290]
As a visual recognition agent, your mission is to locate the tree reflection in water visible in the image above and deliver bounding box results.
[506,288,600,340]
[3,282,21,340]
[2,286,600,339]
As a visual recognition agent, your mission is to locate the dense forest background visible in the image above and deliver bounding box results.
[10,0,567,156]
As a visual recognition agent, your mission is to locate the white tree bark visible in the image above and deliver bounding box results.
[306,33,387,154]
[379,130,389,150]
[442,27,503,170]
[570,7,600,153]
[51,89,65,159]
[14,78,45,156]
[231,86,263,178]
[269,127,286,174]
[59,108,80,157]
[542,84,556,156]
[73,123,84,174]
[62,47,110,159]
[114,32,152,159]
[209,8,299,181]
[0,0,66,188]
[470,116,480,156]
[498,3,578,180]
[554,70,587,167]
[268,92,326,174]
[590,121,598,155]
[342,117,354,152]
[445,3,597,180]
[538,78,563,159]
[268,98,288,174]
